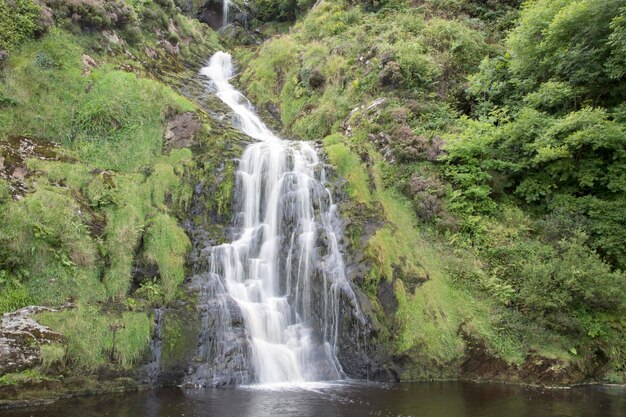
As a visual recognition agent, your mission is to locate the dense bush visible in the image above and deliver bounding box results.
[252,0,316,22]
[447,0,626,270]
[0,0,42,50]
[42,0,136,30]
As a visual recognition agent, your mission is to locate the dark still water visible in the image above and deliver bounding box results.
[5,382,625,417]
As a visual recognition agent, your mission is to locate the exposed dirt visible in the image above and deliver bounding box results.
[459,333,586,386]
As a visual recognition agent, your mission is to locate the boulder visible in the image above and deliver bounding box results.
[0,306,65,376]
[164,112,203,151]
[81,54,98,76]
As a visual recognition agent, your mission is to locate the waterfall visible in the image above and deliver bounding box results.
[145,308,164,384]
[193,52,361,385]
[222,0,230,27]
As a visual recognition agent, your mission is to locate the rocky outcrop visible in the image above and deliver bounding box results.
[0,136,65,198]
[183,274,254,386]
[164,111,203,151]
[0,306,65,376]
[81,54,98,76]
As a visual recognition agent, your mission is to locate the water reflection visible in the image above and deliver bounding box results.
[4,382,625,417]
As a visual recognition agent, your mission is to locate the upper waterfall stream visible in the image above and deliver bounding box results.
[193,51,361,386]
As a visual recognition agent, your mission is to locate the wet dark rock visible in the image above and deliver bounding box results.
[138,305,201,387]
[265,102,282,124]
[195,0,250,30]
[220,24,259,45]
[378,61,404,88]
[308,70,325,89]
[183,275,255,387]
[335,286,398,382]
[377,279,398,318]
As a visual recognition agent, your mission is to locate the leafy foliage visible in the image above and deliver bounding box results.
[240,0,626,378]
[0,0,42,51]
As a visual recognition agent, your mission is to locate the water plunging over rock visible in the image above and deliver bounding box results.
[222,0,230,27]
[184,52,367,386]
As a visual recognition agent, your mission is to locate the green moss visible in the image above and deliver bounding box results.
[214,159,236,217]
[0,369,57,386]
[160,310,199,366]
[323,134,372,205]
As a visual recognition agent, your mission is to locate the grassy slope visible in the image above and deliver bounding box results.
[238,0,625,382]
[0,0,229,384]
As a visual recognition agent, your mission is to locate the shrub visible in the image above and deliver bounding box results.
[0,0,41,50]
[42,0,136,30]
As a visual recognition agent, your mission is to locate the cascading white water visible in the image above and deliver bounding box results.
[199,52,360,385]
[222,0,230,27]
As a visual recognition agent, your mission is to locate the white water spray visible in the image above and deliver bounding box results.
[199,52,360,385]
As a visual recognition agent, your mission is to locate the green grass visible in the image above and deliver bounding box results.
[0,28,203,306]
[0,30,196,172]
[40,343,66,371]
[0,284,33,315]
[143,213,191,302]
[323,134,372,205]
[0,369,57,386]
[240,36,300,106]
[0,188,106,306]
[38,305,152,371]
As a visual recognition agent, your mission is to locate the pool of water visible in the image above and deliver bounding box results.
[4,381,625,417]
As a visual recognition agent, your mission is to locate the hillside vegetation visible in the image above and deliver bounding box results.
[238,0,626,382]
[0,0,230,387]
[0,0,624,391]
